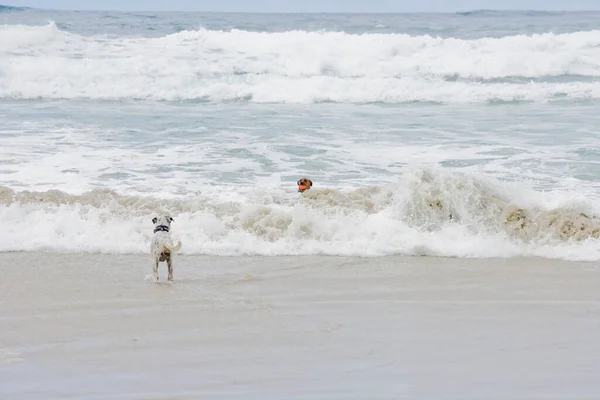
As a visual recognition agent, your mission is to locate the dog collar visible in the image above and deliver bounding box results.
[154,225,170,233]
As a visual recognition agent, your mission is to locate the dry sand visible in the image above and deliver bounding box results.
[1,252,600,399]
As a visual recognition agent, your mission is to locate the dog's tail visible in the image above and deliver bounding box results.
[167,240,182,252]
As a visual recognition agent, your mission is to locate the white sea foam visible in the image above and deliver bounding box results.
[1,168,599,261]
[2,23,600,103]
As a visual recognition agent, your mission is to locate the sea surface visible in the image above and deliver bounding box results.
[4,7,600,399]
[2,6,600,260]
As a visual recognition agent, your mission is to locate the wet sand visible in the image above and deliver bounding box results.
[1,252,600,399]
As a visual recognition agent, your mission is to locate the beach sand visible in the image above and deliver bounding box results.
[1,252,600,399]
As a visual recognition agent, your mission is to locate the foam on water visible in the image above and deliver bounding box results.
[1,168,599,261]
[2,22,600,103]
[2,11,600,262]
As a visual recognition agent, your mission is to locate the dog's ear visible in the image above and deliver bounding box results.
[169,217,174,222]
[307,179,313,187]
[152,217,157,224]
[297,180,301,186]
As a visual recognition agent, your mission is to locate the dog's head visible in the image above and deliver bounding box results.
[297,178,313,193]
[152,215,174,233]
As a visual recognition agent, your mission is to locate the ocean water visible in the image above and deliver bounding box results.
[2,6,600,260]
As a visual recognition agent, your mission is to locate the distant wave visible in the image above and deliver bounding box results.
[456,9,563,16]
[456,9,501,16]
[1,168,599,260]
[0,4,28,12]
[2,22,600,103]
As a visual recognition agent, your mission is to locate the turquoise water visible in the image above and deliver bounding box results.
[2,7,600,259]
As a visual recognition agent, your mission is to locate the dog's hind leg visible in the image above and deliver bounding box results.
[166,253,173,282]
[153,259,159,283]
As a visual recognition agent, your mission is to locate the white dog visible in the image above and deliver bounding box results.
[150,215,182,282]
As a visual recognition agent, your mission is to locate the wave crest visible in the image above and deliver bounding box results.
[2,24,600,103]
[1,169,599,260]
[0,5,28,12]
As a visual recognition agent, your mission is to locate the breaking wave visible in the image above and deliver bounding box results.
[1,169,599,260]
[2,22,600,103]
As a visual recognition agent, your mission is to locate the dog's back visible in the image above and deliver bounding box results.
[151,232,181,257]
[150,215,182,282]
